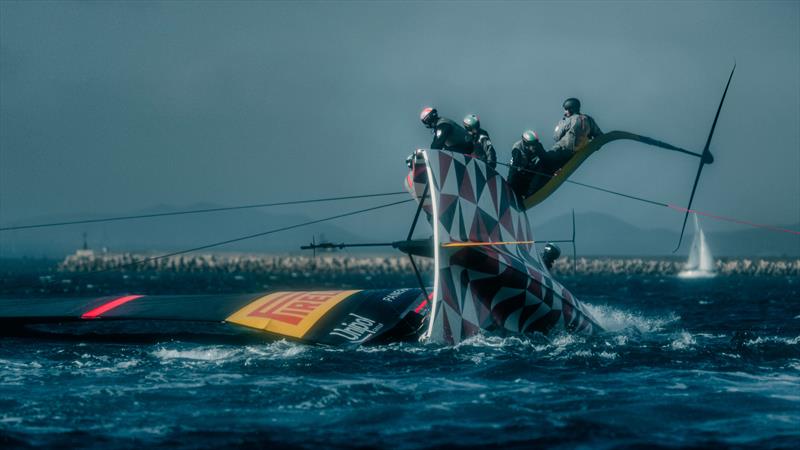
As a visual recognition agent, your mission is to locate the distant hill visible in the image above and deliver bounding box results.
[2,206,797,258]
[534,212,800,257]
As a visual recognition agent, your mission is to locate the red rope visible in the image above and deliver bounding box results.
[667,204,800,236]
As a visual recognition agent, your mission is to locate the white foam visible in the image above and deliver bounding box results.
[583,303,678,333]
[598,351,618,360]
[745,335,800,347]
[677,270,716,279]
[152,346,239,362]
[669,331,697,350]
[770,394,800,402]
[243,340,307,360]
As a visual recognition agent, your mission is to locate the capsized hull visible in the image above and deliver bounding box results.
[0,289,430,346]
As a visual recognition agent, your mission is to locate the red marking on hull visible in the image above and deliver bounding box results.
[81,295,143,319]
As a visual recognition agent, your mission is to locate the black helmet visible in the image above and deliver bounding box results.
[462,113,480,133]
[522,130,539,145]
[542,243,562,269]
[420,107,439,127]
[562,98,581,114]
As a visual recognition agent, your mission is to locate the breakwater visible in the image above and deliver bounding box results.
[550,257,799,277]
[58,253,435,278]
[58,252,798,277]
[0,254,795,297]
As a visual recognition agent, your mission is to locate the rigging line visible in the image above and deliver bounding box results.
[493,158,794,237]
[668,205,800,236]
[467,154,793,239]
[408,254,430,301]
[491,160,669,208]
[564,180,669,207]
[572,208,577,275]
[0,191,408,232]
[80,198,414,276]
[407,183,429,241]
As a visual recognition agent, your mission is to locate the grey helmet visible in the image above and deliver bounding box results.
[522,130,539,145]
[462,113,480,134]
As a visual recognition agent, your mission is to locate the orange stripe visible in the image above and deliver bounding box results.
[81,295,143,319]
[442,240,536,248]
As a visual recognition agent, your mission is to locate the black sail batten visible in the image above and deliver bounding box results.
[673,63,735,252]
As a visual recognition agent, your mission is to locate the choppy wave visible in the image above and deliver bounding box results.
[1,276,799,449]
[583,302,678,333]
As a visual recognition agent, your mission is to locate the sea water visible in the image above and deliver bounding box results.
[0,275,798,449]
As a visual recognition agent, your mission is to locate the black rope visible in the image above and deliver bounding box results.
[408,254,430,300]
[79,198,413,275]
[564,180,669,207]
[407,184,429,241]
[0,191,408,232]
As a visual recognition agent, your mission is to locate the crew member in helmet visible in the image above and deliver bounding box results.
[462,113,497,169]
[551,97,603,157]
[419,107,472,153]
[541,243,561,271]
[507,130,545,199]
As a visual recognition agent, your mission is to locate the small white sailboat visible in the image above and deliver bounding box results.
[678,214,716,278]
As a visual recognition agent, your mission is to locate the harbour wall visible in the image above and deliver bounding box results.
[58,253,799,277]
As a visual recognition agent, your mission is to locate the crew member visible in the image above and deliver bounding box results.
[419,107,472,153]
[541,243,561,271]
[507,130,544,198]
[462,113,497,169]
[549,97,603,167]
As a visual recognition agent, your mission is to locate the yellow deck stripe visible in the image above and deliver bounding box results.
[226,290,358,338]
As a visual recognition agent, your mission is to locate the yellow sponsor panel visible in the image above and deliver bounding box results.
[226,290,358,338]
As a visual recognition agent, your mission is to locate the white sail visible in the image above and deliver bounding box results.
[679,214,716,278]
[685,215,701,271]
[698,223,714,272]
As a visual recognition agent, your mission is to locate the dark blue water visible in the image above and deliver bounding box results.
[1,275,798,449]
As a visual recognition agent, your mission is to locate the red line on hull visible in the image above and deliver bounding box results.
[414,292,433,314]
[81,295,143,319]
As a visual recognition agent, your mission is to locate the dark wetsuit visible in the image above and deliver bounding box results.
[515,113,604,194]
[470,128,497,169]
[430,118,472,153]
[507,139,540,198]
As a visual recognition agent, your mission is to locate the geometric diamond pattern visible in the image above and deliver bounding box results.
[411,150,601,344]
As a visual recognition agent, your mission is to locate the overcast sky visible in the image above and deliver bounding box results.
[1,1,798,250]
